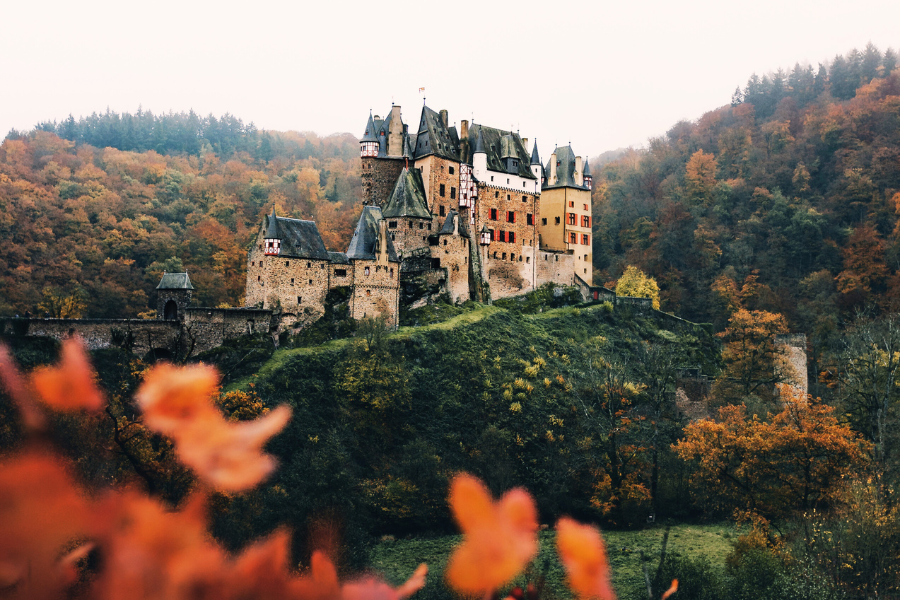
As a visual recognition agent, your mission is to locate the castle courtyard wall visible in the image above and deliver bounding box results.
[362,157,405,206]
[348,260,400,327]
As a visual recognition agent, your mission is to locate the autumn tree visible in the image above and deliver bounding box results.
[615,265,660,309]
[684,149,717,206]
[712,309,790,406]
[675,388,869,528]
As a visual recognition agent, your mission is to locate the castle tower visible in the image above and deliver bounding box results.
[264,207,282,256]
[472,129,487,181]
[156,272,194,320]
[583,158,592,190]
[382,167,433,257]
[530,140,543,184]
[360,112,379,158]
[345,205,401,327]
[361,108,406,207]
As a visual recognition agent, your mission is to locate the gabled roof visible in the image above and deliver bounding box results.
[263,214,331,260]
[543,145,589,190]
[531,140,541,165]
[362,112,378,142]
[466,124,536,179]
[346,205,400,263]
[413,106,460,161]
[156,272,194,290]
[382,168,431,219]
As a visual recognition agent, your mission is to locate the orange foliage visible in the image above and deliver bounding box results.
[445,474,538,594]
[30,337,104,411]
[136,362,291,491]
[555,517,614,600]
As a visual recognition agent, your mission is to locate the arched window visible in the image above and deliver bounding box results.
[164,300,178,320]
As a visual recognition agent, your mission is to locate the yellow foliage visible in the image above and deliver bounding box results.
[615,266,660,310]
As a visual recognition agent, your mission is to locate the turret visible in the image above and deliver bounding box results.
[473,129,487,180]
[360,112,379,158]
[548,150,558,186]
[530,139,543,183]
[574,154,584,187]
[583,158,592,190]
[264,207,282,256]
[156,272,194,320]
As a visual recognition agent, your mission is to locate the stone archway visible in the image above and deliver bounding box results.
[164,300,178,320]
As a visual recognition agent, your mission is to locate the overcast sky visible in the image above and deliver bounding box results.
[2,0,898,158]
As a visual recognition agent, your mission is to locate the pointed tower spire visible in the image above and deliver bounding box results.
[360,112,379,158]
[362,112,377,142]
[530,139,541,165]
[265,207,280,239]
[474,129,486,154]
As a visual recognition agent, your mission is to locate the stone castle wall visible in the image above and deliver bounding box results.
[431,234,471,303]
[387,217,433,258]
[348,260,400,327]
[416,155,461,223]
[1,318,182,358]
[535,249,576,288]
[362,157,405,206]
[183,308,273,353]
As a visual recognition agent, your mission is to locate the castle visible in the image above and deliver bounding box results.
[246,103,600,329]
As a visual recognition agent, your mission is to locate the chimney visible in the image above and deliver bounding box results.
[522,137,528,148]
[440,109,448,128]
[460,119,468,139]
[453,213,459,236]
[378,220,388,262]
[575,156,584,186]
[549,152,558,185]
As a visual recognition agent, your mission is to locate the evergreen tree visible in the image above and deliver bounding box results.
[883,48,898,76]
[861,42,882,84]
[731,86,744,106]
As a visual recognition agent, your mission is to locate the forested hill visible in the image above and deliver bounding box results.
[0,118,362,318]
[592,43,900,346]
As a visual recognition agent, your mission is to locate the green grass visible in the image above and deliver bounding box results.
[368,523,738,600]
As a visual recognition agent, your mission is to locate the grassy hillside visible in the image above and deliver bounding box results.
[370,524,738,600]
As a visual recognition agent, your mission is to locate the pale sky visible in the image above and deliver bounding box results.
[2,0,898,157]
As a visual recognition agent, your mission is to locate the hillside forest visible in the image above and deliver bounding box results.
[3,43,900,600]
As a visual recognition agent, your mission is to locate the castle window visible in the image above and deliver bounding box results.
[513,160,518,167]
[511,253,516,261]
[542,218,547,226]
[493,252,497,258]
[443,239,447,246]
[441,165,444,172]
[257,276,260,281]
[409,221,413,228]
[582,234,590,245]
[321,264,325,269]
[431,258,441,269]
[507,179,510,185]
[390,268,394,278]
[389,221,397,228]
[391,233,395,240]
[427,223,431,230]
[366,289,371,296]
[490,176,494,182]
[291,278,294,284]
[507,211,515,223]
[450,187,456,199]
[582,215,590,227]
[568,213,576,225]
[584,204,588,210]
[509,232,515,243]
[440,184,446,197]
[258,244,262,250]
[365,267,370,276]
[522,195,527,202]
[570,232,577,244]
[490,208,498,220]
[526,256,530,264]
[307,262,311,268]
[499,231,506,242]
[335,269,346,276]
[449,166,455,174]
[569,201,574,207]
[308,279,312,284]
[502,253,507,260]
[298,296,302,303]
[527,213,533,225]
[419,222,424,229]
[440,205,446,217]
[251,261,255,266]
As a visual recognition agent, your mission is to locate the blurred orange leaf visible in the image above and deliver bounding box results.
[555,517,615,600]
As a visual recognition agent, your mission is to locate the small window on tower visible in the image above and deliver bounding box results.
[499,231,506,242]
[307,262,311,268]
[308,279,312,284]
[390,268,394,278]
[298,296,302,303]
[527,214,533,225]
[291,278,294,284]
[366,289,371,296]
[569,213,576,225]
[511,253,516,261]
[582,215,590,227]
[251,261,255,266]
[507,211,515,223]
[582,234,590,245]
[522,195,527,202]
[509,232,515,243]
[440,205,446,217]
[450,187,456,199]
[570,232,577,244]
[389,221,397,228]
[555,216,561,225]
[542,218,547,226]
[419,222,424,229]
[440,184,446,197]
[257,275,260,281]
[365,267,370,276]
[569,201,574,208]
[490,208,498,220]
[584,204,588,210]
[335,269,347,277]
[449,166,455,174]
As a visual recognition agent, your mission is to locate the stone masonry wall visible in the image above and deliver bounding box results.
[183,308,273,353]
[431,234,470,303]
[416,156,461,224]
[348,260,400,327]
[1,318,181,358]
[387,216,433,258]
[362,157,405,206]
[535,249,576,288]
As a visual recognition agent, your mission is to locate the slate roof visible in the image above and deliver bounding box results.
[437,210,470,238]
[346,205,400,263]
[413,106,460,161]
[531,140,541,165]
[263,213,331,260]
[382,168,431,219]
[156,272,194,290]
[328,251,350,265]
[466,124,536,179]
[543,145,589,190]
[265,207,280,238]
[583,158,592,177]
[361,113,378,142]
